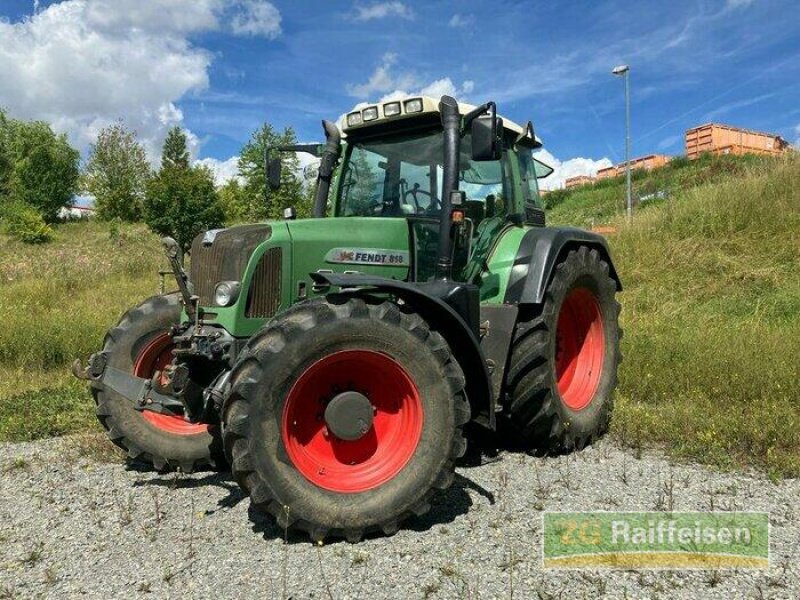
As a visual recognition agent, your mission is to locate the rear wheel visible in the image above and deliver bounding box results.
[92,294,223,472]
[223,297,469,542]
[503,246,621,451]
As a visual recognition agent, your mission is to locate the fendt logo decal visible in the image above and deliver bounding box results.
[325,247,410,267]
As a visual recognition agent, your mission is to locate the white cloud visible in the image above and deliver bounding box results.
[448,13,475,28]
[0,0,282,162]
[380,78,474,102]
[83,0,221,34]
[657,134,682,151]
[347,55,472,103]
[196,156,241,186]
[793,124,800,148]
[351,1,414,21]
[533,149,612,191]
[726,0,756,8]
[230,0,281,38]
[346,53,417,98]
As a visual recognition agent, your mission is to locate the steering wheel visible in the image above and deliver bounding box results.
[402,183,434,214]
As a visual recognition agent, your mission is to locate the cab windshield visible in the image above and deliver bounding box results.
[336,128,512,222]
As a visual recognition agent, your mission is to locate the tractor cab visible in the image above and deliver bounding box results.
[272,96,554,282]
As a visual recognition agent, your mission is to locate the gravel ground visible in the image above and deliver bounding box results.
[1,435,798,600]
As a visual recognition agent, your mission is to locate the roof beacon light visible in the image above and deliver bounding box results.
[346,112,362,127]
[404,98,423,113]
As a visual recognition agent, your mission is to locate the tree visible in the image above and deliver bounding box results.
[83,123,151,222]
[0,110,12,200]
[237,124,306,220]
[144,131,224,253]
[0,115,79,223]
[218,178,249,223]
[161,126,190,170]
[342,148,378,215]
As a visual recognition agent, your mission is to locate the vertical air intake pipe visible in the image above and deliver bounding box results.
[435,95,461,281]
[313,120,342,218]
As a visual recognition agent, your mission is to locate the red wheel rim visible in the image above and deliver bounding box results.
[133,333,210,436]
[555,288,606,411]
[282,350,424,493]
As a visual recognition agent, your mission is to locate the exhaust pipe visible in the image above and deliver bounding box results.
[435,95,461,281]
[313,120,342,218]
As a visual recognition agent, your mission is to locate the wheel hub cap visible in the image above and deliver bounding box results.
[324,391,374,441]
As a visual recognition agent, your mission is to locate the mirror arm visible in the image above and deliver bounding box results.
[274,143,324,157]
[462,101,495,133]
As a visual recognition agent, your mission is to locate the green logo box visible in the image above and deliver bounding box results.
[542,512,769,569]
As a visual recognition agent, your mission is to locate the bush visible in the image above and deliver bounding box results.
[0,114,80,223]
[0,201,53,243]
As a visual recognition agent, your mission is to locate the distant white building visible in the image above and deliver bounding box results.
[58,205,96,220]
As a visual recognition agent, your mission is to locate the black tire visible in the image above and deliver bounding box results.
[503,246,621,452]
[92,293,223,472]
[223,297,469,542]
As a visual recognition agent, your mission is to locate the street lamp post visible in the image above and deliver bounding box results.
[612,64,632,221]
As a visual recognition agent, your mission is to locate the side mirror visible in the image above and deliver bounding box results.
[267,157,282,191]
[471,114,503,161]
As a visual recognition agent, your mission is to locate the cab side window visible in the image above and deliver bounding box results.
[517,149,542,209]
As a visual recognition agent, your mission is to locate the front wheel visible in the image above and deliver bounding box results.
[92,294,223,472]
[503,246,621,452]
[223,297,469,542]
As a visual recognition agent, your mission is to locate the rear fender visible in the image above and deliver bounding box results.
[503,227,622,305]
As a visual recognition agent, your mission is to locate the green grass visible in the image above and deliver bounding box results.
[546,152,773,228]
[601,153,800,477]
[0,221,165,440]
[1,154,798,478]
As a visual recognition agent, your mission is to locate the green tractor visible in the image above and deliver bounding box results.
[74,95,621,542]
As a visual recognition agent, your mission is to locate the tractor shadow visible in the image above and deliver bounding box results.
[458,420,548,468]
[124,422,531,546]
[130,467,248,513]
[247,473,481,544]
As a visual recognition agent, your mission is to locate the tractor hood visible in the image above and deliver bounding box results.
[285,217,411,284]
[187,218,412,338]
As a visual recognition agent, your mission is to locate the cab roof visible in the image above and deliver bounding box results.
[341,95,542,146]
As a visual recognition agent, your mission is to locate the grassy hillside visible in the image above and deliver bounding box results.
[594,153,800,477]
[545,152,773,228]
[1,153,798,477]
[0,222,164,440]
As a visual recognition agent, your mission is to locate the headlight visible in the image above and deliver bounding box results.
[383,101,401,117]
[362,106,379,121]
[404,98,423,113]
[346,111,362,127]
[214,281,241,307]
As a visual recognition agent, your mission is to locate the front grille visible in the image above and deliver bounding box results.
[245,247,282,318]
[190,225,271,305]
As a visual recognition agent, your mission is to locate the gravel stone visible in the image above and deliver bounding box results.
[0,436,798,599]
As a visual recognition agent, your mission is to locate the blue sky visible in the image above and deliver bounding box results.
[1,0,798,187]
